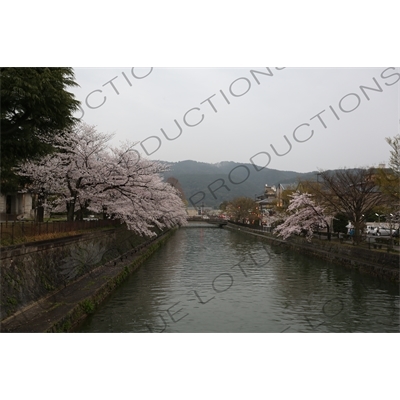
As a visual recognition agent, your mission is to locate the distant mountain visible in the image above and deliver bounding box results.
[162,160,318,208]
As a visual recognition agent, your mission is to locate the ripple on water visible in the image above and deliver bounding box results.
[79,228,400,333]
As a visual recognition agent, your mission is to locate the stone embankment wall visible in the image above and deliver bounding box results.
[0,227,158,320]
[226,223,399,282]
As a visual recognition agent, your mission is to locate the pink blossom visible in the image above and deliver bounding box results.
[274,192,332,242]
[17,122,187,236]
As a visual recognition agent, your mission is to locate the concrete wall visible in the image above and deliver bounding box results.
[226,223,399,282]
[0,226,148,320]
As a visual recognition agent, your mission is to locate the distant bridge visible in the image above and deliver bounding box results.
[206,220,228,228]
[184,219,228,229]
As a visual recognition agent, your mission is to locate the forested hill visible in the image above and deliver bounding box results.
[162,160,318,208]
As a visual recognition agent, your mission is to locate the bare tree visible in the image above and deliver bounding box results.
[374,135,400,247]
[226,197,258,223]
[307,168,384,244]
[375,134,400,209]
[386,134,400,176]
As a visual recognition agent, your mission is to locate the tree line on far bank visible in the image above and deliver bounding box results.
[220,138,400,245]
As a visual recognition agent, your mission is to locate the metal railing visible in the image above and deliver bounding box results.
[227,221,400,252]
[0,219,121,246]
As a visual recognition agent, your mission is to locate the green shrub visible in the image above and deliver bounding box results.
[80,299,95,314]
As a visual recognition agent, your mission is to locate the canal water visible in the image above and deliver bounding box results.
[79,224,400,333]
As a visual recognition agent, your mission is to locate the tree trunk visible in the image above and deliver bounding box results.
[66,200,75,221]
[35,192,45,222]
[76,199,89,221]
[389,218,393,249]
[353,220,362,245]
[36,206,44,223]
[326,223,331,241]
[75,207,84,221]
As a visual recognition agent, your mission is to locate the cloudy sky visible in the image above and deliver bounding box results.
[70,67,399,173]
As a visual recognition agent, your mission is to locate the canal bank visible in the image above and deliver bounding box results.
[1,229,175,333]
[226,223,400,283]
[79,224,399,333]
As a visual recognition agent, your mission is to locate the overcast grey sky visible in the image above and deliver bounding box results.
[70,67,399,173]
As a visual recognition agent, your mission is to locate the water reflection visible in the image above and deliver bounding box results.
[79,227,400,333]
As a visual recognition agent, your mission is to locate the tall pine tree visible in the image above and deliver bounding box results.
[1,67,80,192]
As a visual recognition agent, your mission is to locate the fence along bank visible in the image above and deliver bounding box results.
[225,222,399,283]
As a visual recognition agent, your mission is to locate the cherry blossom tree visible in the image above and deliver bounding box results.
[266,210,286,229]
[17,123,112,221]
[17,122,187,236]
[274,192,332,242]
[84,147,187,236]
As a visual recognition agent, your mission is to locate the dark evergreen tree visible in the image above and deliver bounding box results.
[1,67,80,192]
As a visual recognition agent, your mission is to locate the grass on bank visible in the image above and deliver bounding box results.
[0,226,119,248]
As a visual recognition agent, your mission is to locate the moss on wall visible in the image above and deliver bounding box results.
[0,226,153,320]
